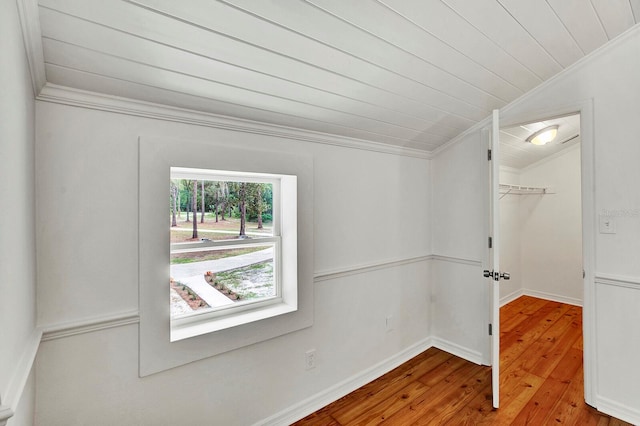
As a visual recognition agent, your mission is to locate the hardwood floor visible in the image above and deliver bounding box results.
[293,296,632,425]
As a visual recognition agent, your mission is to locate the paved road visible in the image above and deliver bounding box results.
[170,247,273,309]
[170,247,273,278]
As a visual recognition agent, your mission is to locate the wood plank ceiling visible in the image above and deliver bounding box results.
[37,0,639,152]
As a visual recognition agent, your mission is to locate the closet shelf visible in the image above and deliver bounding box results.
[499,183,552,199]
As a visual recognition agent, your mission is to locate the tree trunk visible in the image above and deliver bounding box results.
[239,183,246,236]
[171,184,178,227]
[192,180,198,238]
[257,185,263,229]
[215,205,219,222]
[200,180,205,223]
[239,201,246,236]
[177,186,181,218]
[186,198,190,222]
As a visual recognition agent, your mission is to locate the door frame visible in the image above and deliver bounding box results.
[487,100,596,406]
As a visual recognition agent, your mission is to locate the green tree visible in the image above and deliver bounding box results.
[247,183,267,229]
[181,180,192,222]
[227,182,246,236]
[191,179,198,238]
[238,182,247,236]
[212,181,230,222]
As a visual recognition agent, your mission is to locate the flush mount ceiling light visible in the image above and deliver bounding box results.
[526,125,559,146]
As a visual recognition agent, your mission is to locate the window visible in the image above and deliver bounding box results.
[168,168,297,341]
[139,137,313,376]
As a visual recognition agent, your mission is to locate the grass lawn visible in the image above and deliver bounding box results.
[215,261,274,301]
[170,246,265,264]
[170,214,272,243]
[170,214,273,263]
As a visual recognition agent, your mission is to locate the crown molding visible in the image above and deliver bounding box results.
[37,84,432,159]
[15,0,45,96]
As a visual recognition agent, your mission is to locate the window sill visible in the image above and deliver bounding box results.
[171,301,297,342]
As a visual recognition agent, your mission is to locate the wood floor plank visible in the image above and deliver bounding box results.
[346,381,429,426]
[294,297,629,426]
[329,349,452,424]
[501,302,572,369]
[445,368,545,425]
[510,375,571,425]
[573,333,584,350]
[500,295,538,319]
[549,347,583,383]
[417,355,469,387]
[314,348,443,422]
[500,300,564,349]
[412,367,491,425]
[523,307,583,378]
[378,364,488,425]
[500,296,554,330]
[545,363,597,425]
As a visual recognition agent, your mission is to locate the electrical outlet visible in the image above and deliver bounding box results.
[386,315,394,332]
[305,349,316,370]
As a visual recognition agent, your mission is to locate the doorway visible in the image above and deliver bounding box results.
[498,112,586,405]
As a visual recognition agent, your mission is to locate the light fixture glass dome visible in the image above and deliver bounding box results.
[526,125,559,146]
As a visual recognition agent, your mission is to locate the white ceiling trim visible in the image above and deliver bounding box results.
[37,83,431,159]
[15,0,46,96]
[430,21,640,159]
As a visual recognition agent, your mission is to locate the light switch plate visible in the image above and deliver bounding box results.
[599,215,616,234]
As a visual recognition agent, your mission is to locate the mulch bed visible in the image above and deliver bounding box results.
[170,278,209,310]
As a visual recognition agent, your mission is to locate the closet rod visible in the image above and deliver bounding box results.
[499,183,551,199]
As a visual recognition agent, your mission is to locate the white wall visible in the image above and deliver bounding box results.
[499,145,583,305]
[430,131,489,364]
[0,1,37,424]
[33,101,432,425]
[499,168,522,302]
[519,145,583,304]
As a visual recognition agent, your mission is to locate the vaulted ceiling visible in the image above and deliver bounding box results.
[36,0,639,152]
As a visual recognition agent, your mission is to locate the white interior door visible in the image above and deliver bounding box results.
[488,109,502,409]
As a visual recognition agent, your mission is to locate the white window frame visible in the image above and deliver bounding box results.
[139,137,313,376]
[168,167,297,342]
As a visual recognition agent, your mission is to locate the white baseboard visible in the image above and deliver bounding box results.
[499,288,582,307]
[522,289,582,307]
[255,337,434,426]
[256,335,487,425]
[500,289,524,307]
[430,336,485,365]
[596,395,640,425]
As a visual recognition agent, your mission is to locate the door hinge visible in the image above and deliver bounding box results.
[488,149,492,161]
[489,323,493,336]
[488,236,493,248]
